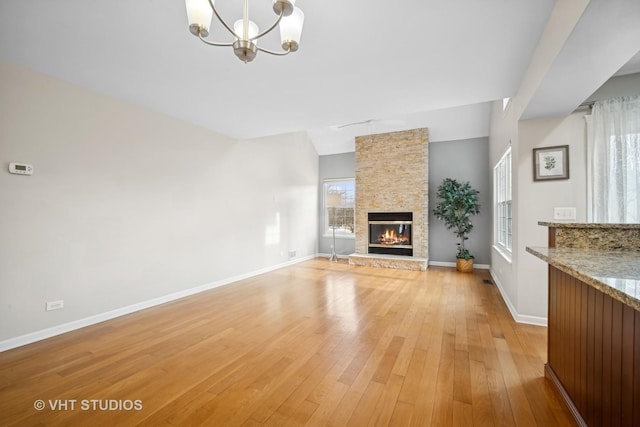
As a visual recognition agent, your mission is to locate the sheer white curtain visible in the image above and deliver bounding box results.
[587,95,640,223]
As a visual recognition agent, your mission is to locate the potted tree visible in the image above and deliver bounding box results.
[433,178,480,273]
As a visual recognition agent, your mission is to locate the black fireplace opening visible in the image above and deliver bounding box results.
[368,212,413,256]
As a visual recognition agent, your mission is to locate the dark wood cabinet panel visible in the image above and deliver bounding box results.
[547,266,639,427]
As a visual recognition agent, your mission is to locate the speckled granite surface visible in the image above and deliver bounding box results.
[539,222,640,250]
[527,247,640,310]
[538,222,640,229]
[555,227,640,250]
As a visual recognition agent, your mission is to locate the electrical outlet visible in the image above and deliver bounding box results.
[288,250,296,258]
[46,300,64,311]
[553,207,576,221]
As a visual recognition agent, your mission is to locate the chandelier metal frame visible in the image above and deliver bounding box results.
[186,0,304,63]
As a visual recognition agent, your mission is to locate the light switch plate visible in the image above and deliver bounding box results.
[553,207,576,221]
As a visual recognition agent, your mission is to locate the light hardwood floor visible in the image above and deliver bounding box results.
[0,259,574,426]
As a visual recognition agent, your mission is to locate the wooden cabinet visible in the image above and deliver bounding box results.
[546,266,640,426]
[528,222,640,426]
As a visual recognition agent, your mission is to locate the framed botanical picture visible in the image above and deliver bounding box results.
[533,145,569,181]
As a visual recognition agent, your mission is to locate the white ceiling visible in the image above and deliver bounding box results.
[520,0,640,120]
[0,1,636,155]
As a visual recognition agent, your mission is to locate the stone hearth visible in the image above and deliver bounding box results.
[349,253,428,271]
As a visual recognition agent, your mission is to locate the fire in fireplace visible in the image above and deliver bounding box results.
[368,212,413,256]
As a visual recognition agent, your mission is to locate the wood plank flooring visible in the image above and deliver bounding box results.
[0,259,575,426]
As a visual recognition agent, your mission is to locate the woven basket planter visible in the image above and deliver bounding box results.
[456,258,474,273]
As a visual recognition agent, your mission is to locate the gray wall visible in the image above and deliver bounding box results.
[585,72,640,102]
[428,138,491,265]
[0,61,319,344]
[318,152,356,256]
[318,137,492,264]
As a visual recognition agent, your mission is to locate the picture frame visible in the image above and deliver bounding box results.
[533,145,569,181]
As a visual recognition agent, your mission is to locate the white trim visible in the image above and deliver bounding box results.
[489,268,547,327]
[322,178,355,236]
[492,244,512,263]
[316,252,350,260]
[428,261,490,270]
[428,261,456,267]
[321,234,355,240]
[0,255,315,352]
[584,115,594,221]
[502,97,512,112]
[494,147,512,251]
[516,313,548,327]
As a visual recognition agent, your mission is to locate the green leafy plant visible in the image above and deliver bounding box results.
[433,178,480,260]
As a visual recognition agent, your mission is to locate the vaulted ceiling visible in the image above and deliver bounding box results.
[1,1,639,155]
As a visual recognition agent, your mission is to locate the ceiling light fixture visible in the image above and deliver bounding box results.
[185,0,304,63]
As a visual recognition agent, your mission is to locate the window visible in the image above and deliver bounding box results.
[502,97,512,111]
[323,179,355,237]
[494,147,512,253]
[587,95,640,223]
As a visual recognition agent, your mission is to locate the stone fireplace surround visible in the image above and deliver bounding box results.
[348,128,429,270]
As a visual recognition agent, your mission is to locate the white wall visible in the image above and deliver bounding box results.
[517,74,640,307]
[491,75,639,324]
[488,0,640,324]
[489,109,589,324]
[489,0,593,324]
[0,61,318,345]
[516,112,588,319]
[489,102,517,310]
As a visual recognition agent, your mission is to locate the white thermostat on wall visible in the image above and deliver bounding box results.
[9,162,34,175]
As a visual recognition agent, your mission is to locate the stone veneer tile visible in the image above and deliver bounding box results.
[355,128,429,260]
[348,254,428,271]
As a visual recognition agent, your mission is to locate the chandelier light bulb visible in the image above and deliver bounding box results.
[233,19,259,42]
[279,7,304,52]
[186,0,213,37]
[185,0,303,62]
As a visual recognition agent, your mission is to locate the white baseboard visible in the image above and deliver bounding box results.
[489,268,547,327]
[0,255,315,352]
[316,252,350,259]
[514,313,548,326]
[428,261,490,270]
[1,255,546,352]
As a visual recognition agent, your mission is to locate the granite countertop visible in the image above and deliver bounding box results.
[538,221,640,229]
[527,246,640,311]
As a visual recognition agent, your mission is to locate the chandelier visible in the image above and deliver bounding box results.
[185,0,305,63]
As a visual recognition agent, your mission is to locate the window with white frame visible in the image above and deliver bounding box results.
[494,147,512,252]
[587,95,640,223]
[323,179,355,236]
[502,97,512,111]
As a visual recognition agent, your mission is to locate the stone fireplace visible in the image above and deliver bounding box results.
[349,128,429,270]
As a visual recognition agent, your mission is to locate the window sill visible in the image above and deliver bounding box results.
[323,234,355,240]
[493,244,512,263]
